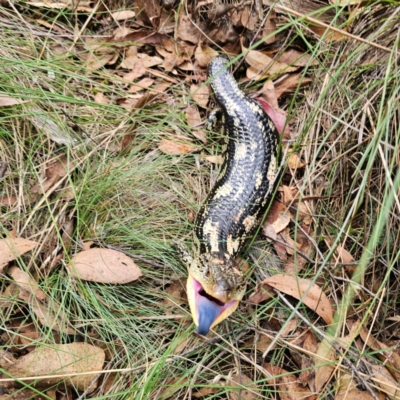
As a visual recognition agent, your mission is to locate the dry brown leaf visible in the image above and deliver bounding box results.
[192,387,220,398]
[190,84,209,108]
[359,327,400,382]
[335,388,385,400]
[297,202,313,225]
[30,107,77,145]
[248,282,275,304]
[275,74,313,99]
[281,185,294,204]
[262,80,279,110]
[151,81,172,93]
[67,248,142,284]
[177,13,203,44]
[0,237,38,272]
[278,50,314,67]
[369,363,400,399]
[285,225,314,274]
[133,0,161,29]
[264,274,333,324]
[309,25,347,42]
[0,388,42,399]
[281,227,299,255]
[261,13,276,44]
[128,77,154,93]
[229,374,258,400]
[186,105,202,127]
[6,343,105,391]
[203,155,223,164]
[0,283,19,311]
[121,133,136,153]
[163,278,187,312]
[26,1,93,11]
[159,139,199,155]
[139,54,163,68]
[331,0,366,5]
[314,338,336,392]
[0,96,29,107]
[240,7,258,30]
[122,60,146,80]
[9,266,75,334]
[194,44,218,68]
[110,10,135,21]
[335,245,355,264]
[263,201,291,236]
[30,155,72,195]
[161,53,177,72]
[186,105,207,144]
[9,266,46,301]
[86,53,117,70]
[118,93,158,110]
[94,92,109,105]
[263,364,317,400]
[288,153,306,169]
[244,49,297,80]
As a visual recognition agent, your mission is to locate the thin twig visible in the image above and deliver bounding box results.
[0,162,8,179]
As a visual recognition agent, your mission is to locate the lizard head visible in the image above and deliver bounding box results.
[186,252,247,336]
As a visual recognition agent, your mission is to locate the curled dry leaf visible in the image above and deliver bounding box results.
[314,338,336,392]
[288,153,306,169]
[309,25,347,43]
[203,155,223,164]
[263,364,317,400]
[6,343,105,391]
[162,278,187,317]
[262,80,279,110]
[190,84,209,108]
[244,48,297,80]
[94,92,109,105]
[278,49,315,67]
[336,389,386,400]
[369,363,400,399]
[186,105,202,127]
[262,201,291,236]
[30,107,77,145]
[122,59,146,80]
[186,105,207,144]
[194,44,218,68]
[359,327,400,382]
[128,77,155,93]
[335,245,355,264]
[0,96,29,107]
[263,274,333,324]
[26,1,93,11]
[110,10,135,21]
[248,283,275,304]
[68,248,142,284]
[9,266,75,334]
[275,74,313,99]
[9,266,46,301]
[159,139,199,155]
[86,52,118,70]
[0,236,38,272]
[177,13,203,44]
[228,374,259,400]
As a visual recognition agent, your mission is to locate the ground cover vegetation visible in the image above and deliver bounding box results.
[0,0,399,398]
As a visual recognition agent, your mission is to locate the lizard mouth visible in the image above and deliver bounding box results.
[193,278,236,335]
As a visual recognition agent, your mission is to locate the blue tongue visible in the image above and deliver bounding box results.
[196,295,223,336]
